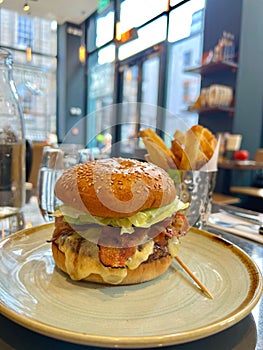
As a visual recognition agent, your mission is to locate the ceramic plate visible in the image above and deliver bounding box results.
[0,224,262,348]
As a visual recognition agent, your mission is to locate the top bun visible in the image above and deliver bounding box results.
[54,157,176,218]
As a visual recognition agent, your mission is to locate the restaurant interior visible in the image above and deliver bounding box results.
[0,1,263,350]
[0,0,262,211]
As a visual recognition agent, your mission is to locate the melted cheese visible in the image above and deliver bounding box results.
[126,241,154,270]
[168,236,180,257]
[57,233,180,284]
[58,234,127,284]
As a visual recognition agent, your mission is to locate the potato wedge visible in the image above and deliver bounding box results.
[190,125,217,162]
[142,137,177,169]
[173,129,185,144]
[139,125,217,171]
[171,139,183,169]
[138,128,176,163]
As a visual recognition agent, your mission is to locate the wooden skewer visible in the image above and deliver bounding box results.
[175,256,214,299]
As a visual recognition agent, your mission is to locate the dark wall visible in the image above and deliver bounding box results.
[57,23,86,145]
[203,0,242,55]
[202,0,263,199]
[201,0,263,156]
[200,0,242,135]
[234,0,263,154]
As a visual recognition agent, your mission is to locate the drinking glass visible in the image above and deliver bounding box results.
[0,212,25,238]
[37,146,80,222]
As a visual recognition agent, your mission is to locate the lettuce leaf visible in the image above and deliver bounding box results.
[57,198,188,234]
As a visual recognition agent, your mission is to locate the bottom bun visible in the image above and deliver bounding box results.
[52,242,172,285]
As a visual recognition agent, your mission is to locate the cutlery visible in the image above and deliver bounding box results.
[219,209,263,225]
[208,216,263,244]
[209,217,263,234]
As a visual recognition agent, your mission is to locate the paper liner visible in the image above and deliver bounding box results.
[145,135,221,172]
[199,135,221,172]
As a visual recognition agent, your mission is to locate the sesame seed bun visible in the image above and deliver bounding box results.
[54,157,176,218]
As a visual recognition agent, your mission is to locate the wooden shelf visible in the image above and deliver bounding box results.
[212,192,240,205]
[230,186,263,198]
[187,106,235,114]
[218,160,263,170]
[185,61,237,116]
[185,61,238,75]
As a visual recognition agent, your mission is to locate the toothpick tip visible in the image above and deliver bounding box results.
[174,256,214,300]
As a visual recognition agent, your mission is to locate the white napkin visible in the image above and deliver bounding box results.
[208,212,263,244]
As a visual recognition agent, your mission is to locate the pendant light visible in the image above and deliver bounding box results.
[26,44,32,62]
[23,2,30,12]
[79,25,86,65]
[78,45,86,64]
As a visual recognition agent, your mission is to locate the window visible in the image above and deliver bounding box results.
[191,9,204,34]
[33,18,57,56]
[168,0,205,42]
[0,9,57,141]
[118,16,167,60]
[165,0,205,135]
[17,15,33,47]
[87,16,96,52]
[85,0,206,153]
[98,44,115,64]
[88,3,114,51]
[170,0,184,6]
[183,50,192,66]
[87,45,115,147]
[96,10,115,48]
[120,0,168,33]
[183,81,191,102]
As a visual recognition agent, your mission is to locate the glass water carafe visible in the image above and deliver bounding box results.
[0,48,25,218]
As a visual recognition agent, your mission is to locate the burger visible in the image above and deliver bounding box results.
[50,157,189,285]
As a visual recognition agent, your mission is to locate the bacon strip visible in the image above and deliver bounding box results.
[170,213,189,236]
[99,245,137,268]
[48,216,73,242]
[51,213,189,267]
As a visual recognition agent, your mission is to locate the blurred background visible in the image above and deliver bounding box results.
[0,0,262,211]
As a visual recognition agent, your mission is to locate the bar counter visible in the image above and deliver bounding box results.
[0,198,262,350]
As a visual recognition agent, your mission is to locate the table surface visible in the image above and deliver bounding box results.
[0,198,263,350]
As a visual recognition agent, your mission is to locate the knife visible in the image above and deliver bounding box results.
[219,208,263,226]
